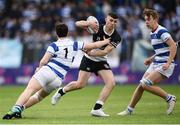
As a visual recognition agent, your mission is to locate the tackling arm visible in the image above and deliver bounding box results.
[83,39,110,50]
[87,44,114,57]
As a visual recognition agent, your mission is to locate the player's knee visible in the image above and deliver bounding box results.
[32,92,43,101]
[141,83,148,90]
[111,81,116,88]
[140,78,153,89]
[75,81,86,89]
[137,84,143,90]
[75,84,84,89]
[105,80,116,88]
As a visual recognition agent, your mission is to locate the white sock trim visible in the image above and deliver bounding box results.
[96,100,104,105]
[166,94,172,102]
[127,106,134,112]
[62,88,66,93]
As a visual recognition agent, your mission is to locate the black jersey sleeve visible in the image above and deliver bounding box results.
[177,41,180,47]
[93,34,97,42]
[93,25,104,42]
[110,32,121,48]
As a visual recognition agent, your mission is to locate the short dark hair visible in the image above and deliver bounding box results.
[55,22,68,37]
[108,12,118,19]
[143,8,159,20]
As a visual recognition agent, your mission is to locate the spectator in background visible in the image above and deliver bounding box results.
[0,0,179,63]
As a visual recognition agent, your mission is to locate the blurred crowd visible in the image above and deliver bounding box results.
[0,0,180,64]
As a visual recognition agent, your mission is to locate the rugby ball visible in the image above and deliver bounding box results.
[87,16,99,34]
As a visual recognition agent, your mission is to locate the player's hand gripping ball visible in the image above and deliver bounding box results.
[87,16,99,34]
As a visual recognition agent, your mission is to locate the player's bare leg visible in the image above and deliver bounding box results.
[64,71,91,92]
[117,72,149,116]
[117,84,144,116]
[141,71,176,115]
[24,89,49,109]
[3,77,42,119]
[91,70,115,117]
[118,71,176,116]
[15,78,42,106]
[127,72,150,108]
[140,71,168,98]
[129,85,144,107]
[126,72,166,109]
[51,71,91,105]
[97,70,115,102]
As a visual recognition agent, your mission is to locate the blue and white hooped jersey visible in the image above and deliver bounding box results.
[46,38,84,80]
[150,25,173,63]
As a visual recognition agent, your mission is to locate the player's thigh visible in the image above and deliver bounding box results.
[77,70,91,86]
[41,77,62,94]
[98,70,115,85]
[33,66,59,93]
[36,89,50,98]
[142,63,154,79]
[142,72,150,79]
[33,66,56,86]
[25,77,42,93]
[145,70,166,84]
[142,63,164,83]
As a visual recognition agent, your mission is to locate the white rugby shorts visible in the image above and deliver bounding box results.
[146,62,175,78]
[33,66,62,93]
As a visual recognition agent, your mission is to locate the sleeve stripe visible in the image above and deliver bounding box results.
[82,43,85,50]
[73,41,78,51]
[50,42,59,52]
[157,29,169,39]
[110,42,117,48]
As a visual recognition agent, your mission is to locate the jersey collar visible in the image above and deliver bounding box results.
[151,25,159,33]
[103,25,114,36]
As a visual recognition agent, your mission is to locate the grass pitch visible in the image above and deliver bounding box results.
[0,85,180,124]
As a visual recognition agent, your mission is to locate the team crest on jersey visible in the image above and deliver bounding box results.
[86,67,90,71]
[104,64,109,68]
[96,37,101,41]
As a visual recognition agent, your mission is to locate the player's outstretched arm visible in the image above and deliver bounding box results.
[87,44,114,57]
[83,38,110,50]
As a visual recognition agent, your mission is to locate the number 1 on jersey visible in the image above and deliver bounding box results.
[63,48,68,59]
